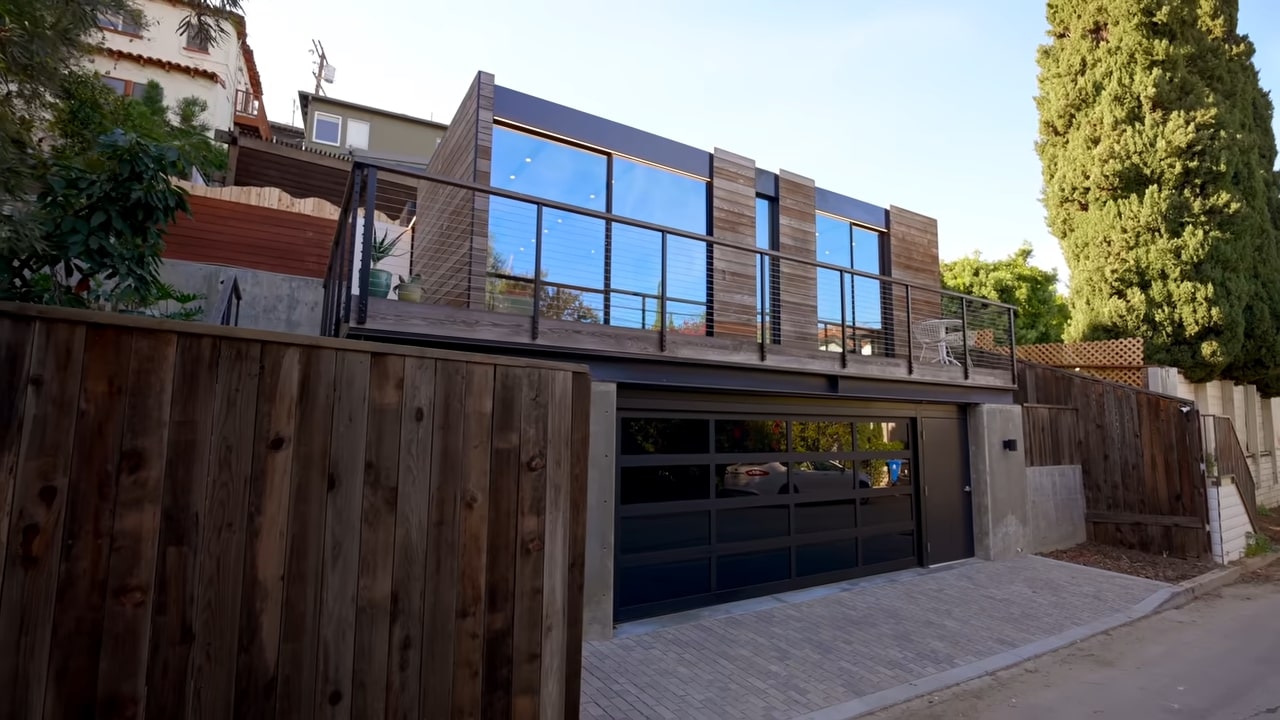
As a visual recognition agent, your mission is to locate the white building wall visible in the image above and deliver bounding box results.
[1208,481,1251,564]
[92,0,252,131]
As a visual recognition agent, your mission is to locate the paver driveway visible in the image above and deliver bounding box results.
[580,556,1168,720]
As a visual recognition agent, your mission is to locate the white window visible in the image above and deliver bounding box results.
[313,112,341,146]
[346,119,370,150]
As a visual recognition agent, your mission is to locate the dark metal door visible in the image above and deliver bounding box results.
[921,417,974,565]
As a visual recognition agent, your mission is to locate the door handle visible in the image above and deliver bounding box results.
[963,485,972,492]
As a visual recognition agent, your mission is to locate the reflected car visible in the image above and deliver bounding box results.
[722,460,872,495]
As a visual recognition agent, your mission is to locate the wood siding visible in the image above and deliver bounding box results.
[777,170,817,348]
[887,206,942,359]
[1017,363,1209,558]
[413,72,495,309]
[0,302,589,720]
[163,194,338,279]
[710,149,758,339]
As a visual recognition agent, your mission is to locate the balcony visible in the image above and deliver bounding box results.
[322,162,1017,389]
[233,88,271,140]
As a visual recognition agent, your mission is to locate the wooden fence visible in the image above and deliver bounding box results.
[1018,363,1209,557]
[0,302,590,720]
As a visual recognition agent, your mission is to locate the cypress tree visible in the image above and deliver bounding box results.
[1036,0,1280,385]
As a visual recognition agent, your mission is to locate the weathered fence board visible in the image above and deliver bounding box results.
[0,302,589,720]
[1018,363,1209,557]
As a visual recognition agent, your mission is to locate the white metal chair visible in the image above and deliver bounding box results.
[913,319,961,365]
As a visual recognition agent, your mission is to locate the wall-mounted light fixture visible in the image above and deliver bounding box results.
[1002,438,1018,452]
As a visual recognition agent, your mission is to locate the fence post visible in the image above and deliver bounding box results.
[758,254,767,361]
[839,271,848,368]
[1008,305,1018,385]
[357,166,378,325]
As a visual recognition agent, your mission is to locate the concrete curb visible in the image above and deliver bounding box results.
[795,553,1280,720]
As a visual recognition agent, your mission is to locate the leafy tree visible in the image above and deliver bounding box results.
[1,131,190,307]
[941,242,1069,345]
[1036,0,1280,384]
[2,0,244,256]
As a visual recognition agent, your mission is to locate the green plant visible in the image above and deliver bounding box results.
[1,130,189,308]
[369,228,402,266]
[1260,504,1274,518]
[396,274,423,290]
[1245,532,1274,558]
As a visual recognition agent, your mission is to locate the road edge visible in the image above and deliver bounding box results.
[793,552,1280,720]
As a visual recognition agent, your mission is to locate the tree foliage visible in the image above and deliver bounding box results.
[941,242,1069,345]
[1036,0,1280,385]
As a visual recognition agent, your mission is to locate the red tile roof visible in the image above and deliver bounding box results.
[100,47,225,86]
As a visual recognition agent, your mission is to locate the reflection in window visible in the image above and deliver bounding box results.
[620,465,711,505]
[618,560,711,608]
[621,418,710,455]
[859,459,911,488]
[491,127,606,210]
[856,421,911,451]
[790,460,858,494]
[793,421,852,453]
[861,494,913,527]
[612,158,708,234]
[717,462,788,497]
[816,213,884,342]
[715,419,786,453]
[487,199,606,321]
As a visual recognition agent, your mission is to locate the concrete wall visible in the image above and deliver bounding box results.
[582,382,616,641]
[161,258,323,335]
[968,404,1029,561]
[1026,465,1087,553]
[1209,479,1250,564]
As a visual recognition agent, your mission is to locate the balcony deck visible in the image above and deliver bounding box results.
[346,297,1015,389]
[324,160,1018,392]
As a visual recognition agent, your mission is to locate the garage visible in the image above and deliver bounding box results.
[615,397,972,621]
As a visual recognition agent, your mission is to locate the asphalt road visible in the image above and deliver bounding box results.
[868,566,1280,720]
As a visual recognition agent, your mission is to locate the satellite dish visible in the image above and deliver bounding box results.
[322,64,337,83]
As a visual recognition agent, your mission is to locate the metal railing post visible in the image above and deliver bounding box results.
[357,167,378,325]
[839,271,848,368]
[532,203,544,340]
[960,296,971,380]
[906,285,914,376]
[758,254,767,361]
[342,167,364,328]
[1007,306,1018,384]
[660,231,668,352]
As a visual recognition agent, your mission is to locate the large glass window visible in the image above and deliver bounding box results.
[756,197,776,342]
[815,213,884,348]
[489,128,608,319]
[488,127,711,331]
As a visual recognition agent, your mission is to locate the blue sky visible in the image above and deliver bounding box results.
[245,0,1280,280]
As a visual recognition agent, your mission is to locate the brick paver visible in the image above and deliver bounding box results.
[581,557,1166,719]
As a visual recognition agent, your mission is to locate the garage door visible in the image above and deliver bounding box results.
[616,411,920,621]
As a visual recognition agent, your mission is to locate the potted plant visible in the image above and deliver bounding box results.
[395,274,425,302]
[367,226,407,299]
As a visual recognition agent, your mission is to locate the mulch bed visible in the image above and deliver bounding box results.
[1041,542,1216,584]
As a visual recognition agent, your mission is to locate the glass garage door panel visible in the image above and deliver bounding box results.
[616,412,920,620]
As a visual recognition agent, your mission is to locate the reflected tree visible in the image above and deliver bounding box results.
[487,246,600,322]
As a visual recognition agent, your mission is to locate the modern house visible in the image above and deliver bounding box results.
[91,0,270,139]
[297,91,448,171]
[322,72,1019,635]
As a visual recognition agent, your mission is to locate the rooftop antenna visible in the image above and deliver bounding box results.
[309,39,336,96]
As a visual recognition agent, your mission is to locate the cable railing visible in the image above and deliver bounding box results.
[322,160,1018,385]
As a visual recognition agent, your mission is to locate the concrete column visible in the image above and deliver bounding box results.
[1245,385,1261,455]
[582,382,617,640]
[967,404,1029,561]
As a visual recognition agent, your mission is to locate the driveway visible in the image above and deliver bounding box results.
[581,556,1167,720]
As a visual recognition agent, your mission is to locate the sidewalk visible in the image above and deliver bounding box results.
[580,556,1168,720]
